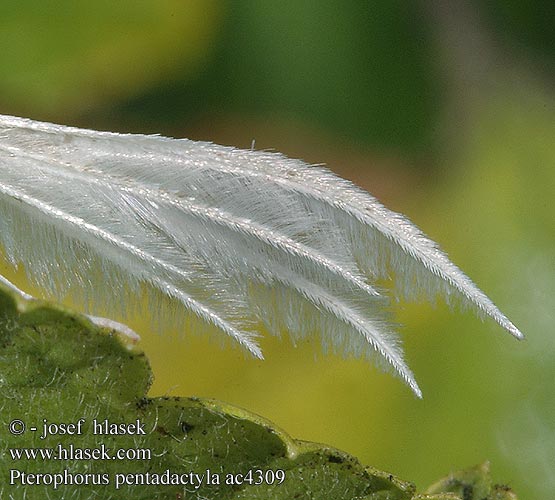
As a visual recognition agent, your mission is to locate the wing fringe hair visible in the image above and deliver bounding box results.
[0,115,523,397]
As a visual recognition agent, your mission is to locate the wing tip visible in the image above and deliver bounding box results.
[490,309,524,340]
[408,377,423,399]
[505,322,524,341]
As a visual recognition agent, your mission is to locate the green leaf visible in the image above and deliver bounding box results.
[423,462,518,500]
[0,283,517,499]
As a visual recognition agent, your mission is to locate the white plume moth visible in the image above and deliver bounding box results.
[0,115,523,397]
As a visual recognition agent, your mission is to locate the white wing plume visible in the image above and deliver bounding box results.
[0,115,523,397]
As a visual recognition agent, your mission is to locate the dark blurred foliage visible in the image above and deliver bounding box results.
[109,1,440,157]
[2,1,551,163]
[478,0,554,63]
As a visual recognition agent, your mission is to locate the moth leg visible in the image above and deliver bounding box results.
[86,315,141,343]
[0,274,140,343]
[0,274,34,300]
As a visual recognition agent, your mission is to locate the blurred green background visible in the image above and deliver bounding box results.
[1,1,553,497]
